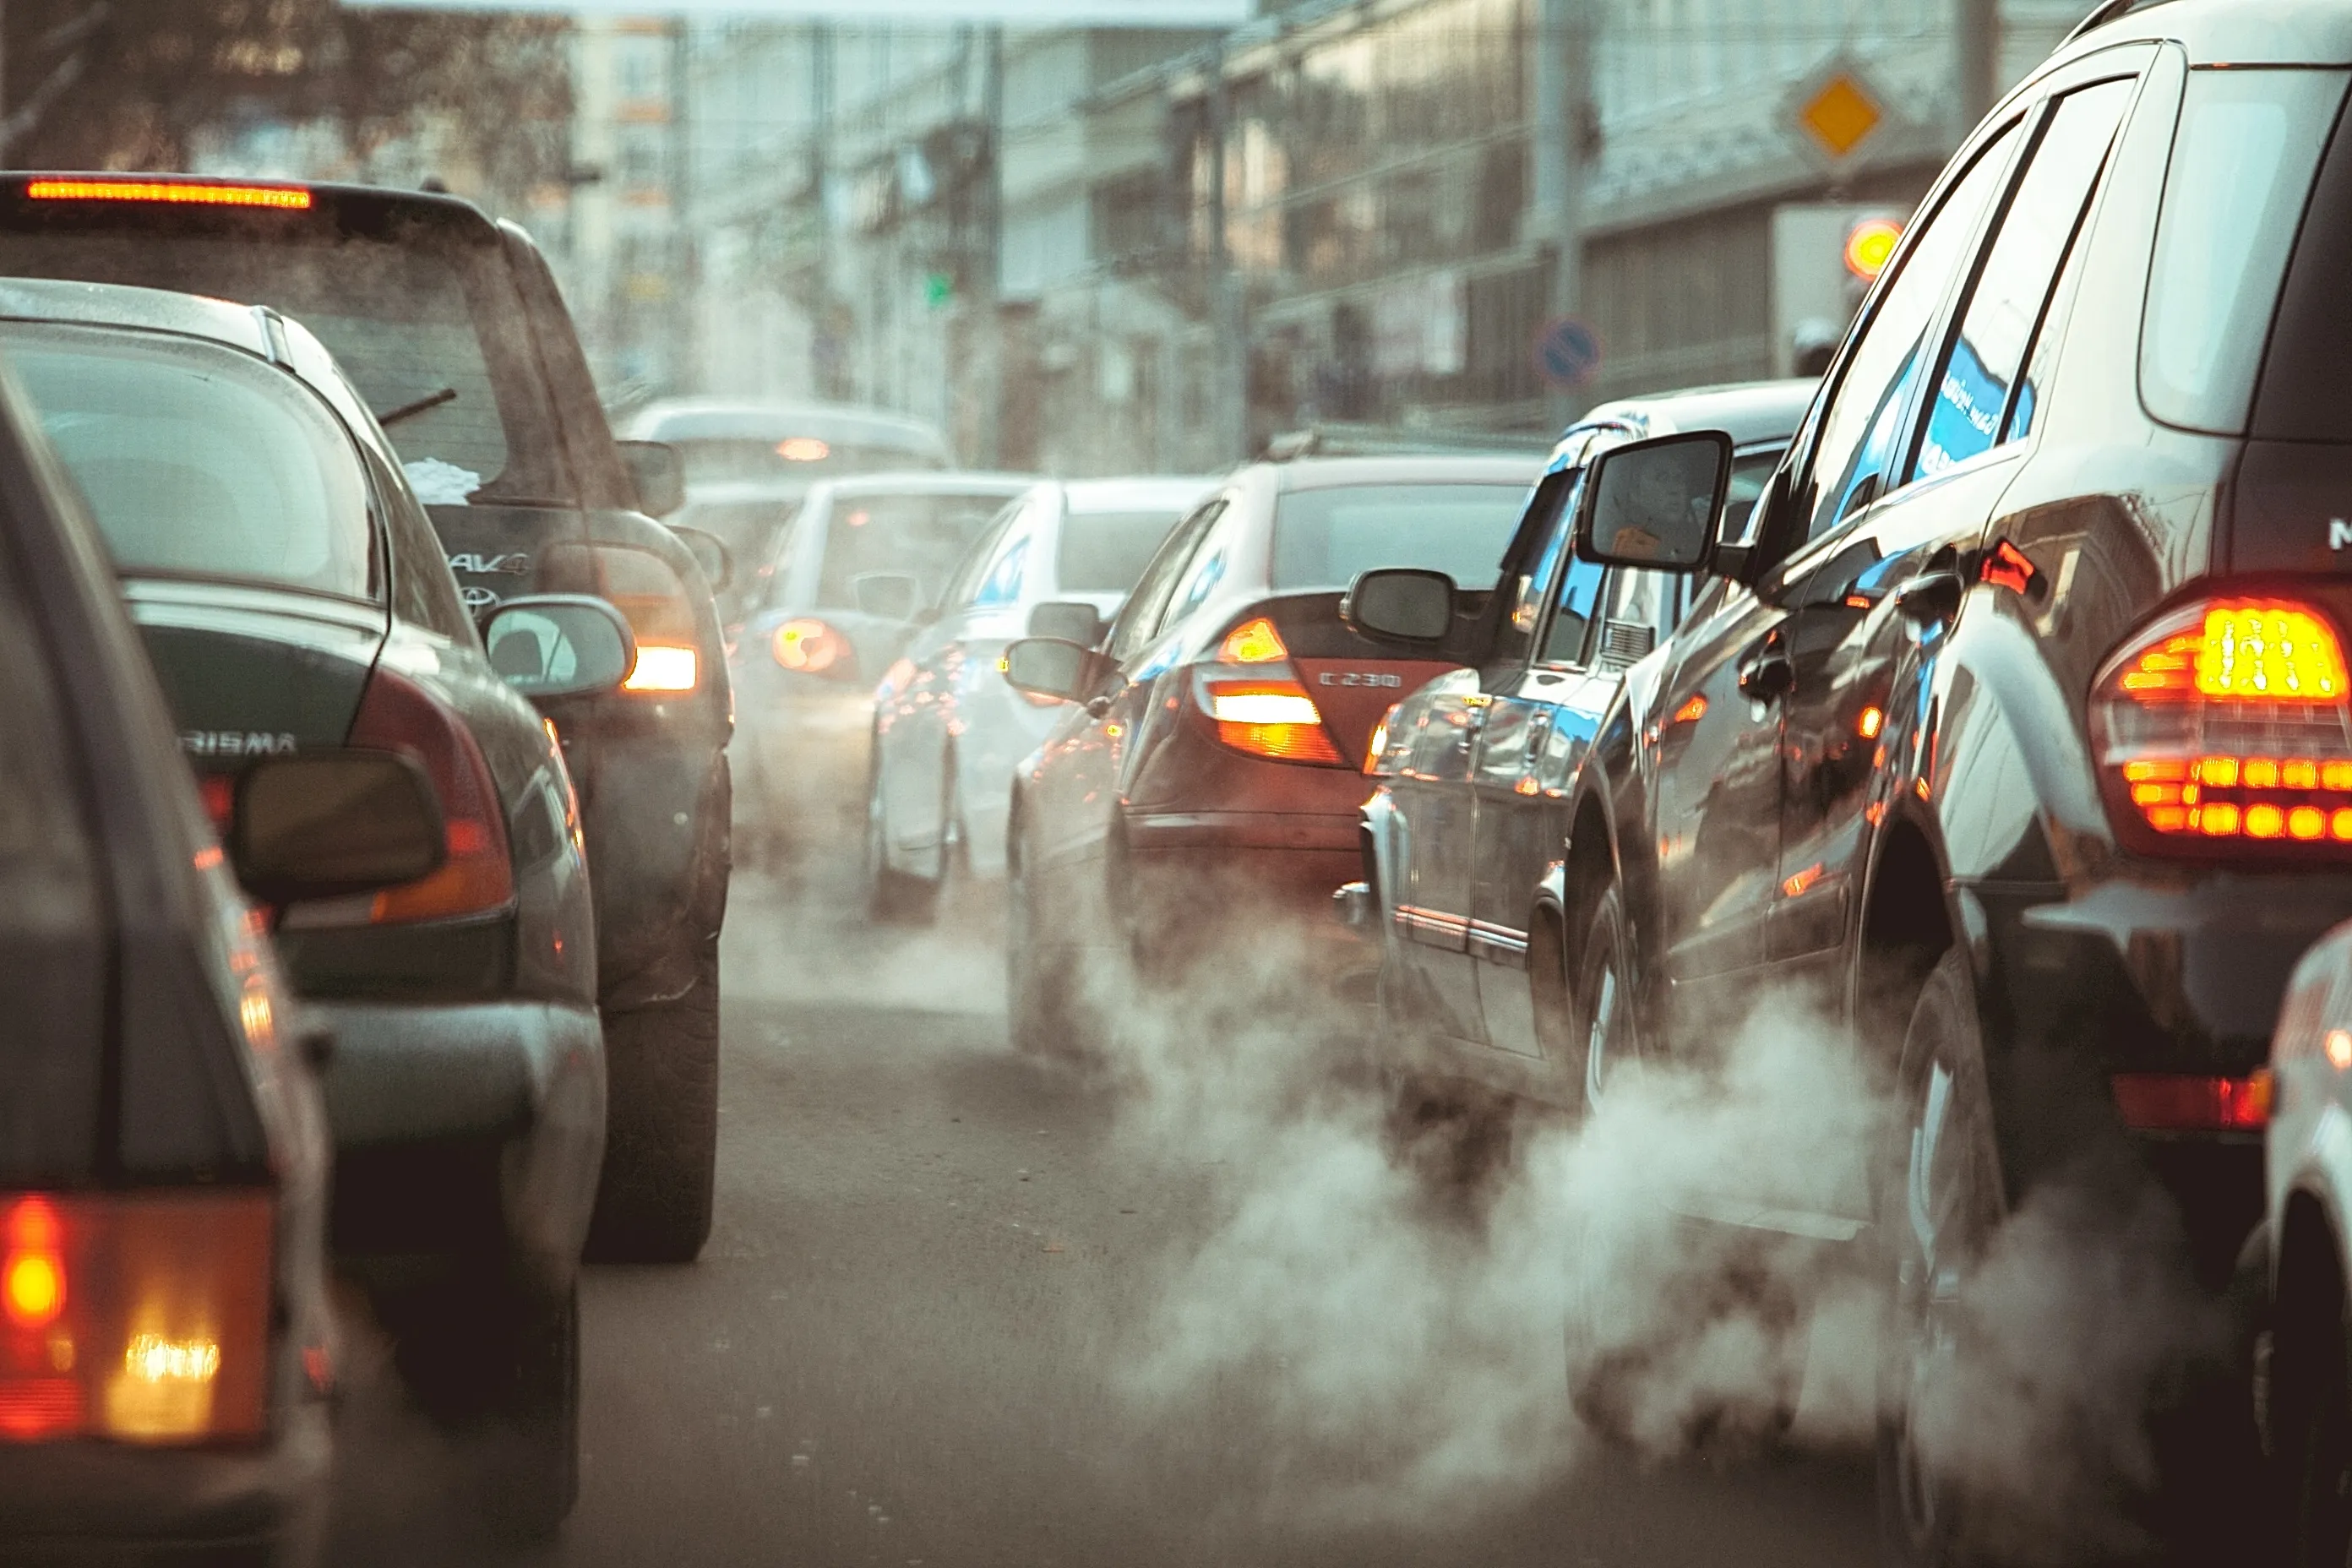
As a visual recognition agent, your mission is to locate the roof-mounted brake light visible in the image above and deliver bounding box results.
[24,179,312,210]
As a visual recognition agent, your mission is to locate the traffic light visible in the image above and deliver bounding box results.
[1770,202,1908,375]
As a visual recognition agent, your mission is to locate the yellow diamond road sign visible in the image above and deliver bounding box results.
[1798,73,1885,161]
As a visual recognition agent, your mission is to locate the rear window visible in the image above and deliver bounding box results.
[1055,509,1184,594]
[815,491,1016,608]
[672,438,945,487]
[2,323,373,599]
[1271,482,1529,591]
[2255,73,2352,443]
[0,222,565,504]
[683,498,793,568]
[2141,68,2349,434]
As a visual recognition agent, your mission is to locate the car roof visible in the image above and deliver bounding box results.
[1060,476,1217,513]
[2066,0,2352,65]
[1569,378,1818,450]
[1262,454,1545,493]
[805,471,1037,502]
[629,397,950,450]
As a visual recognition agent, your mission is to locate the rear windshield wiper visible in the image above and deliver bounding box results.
[378,387,457,427]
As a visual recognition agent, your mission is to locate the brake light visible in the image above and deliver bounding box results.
[591,545,703,696]
[23,177,311,210]
[2092,599,2352,851]
[1200,678,1344,764]
[1219,617,1288,664]
[346,666,513,924]
[773,618,856,681]
[1365,704,1401,775]
[0,1191,273,1444]
[2112,1071,2272,1132]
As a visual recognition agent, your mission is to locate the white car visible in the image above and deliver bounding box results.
[864,476,1211,920]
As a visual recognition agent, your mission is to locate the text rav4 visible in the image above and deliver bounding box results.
[448,552,531,575]
[1319,672,1404,689]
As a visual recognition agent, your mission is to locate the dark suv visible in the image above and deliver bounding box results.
[1539,3,2352,1556]
[0,177,734,1260]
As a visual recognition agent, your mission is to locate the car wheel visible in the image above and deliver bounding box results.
[479,1281,580,1541]
[2274,1239,2352,1568]
[1570,885,1641,1109]
[585,934,721,1263]
[1007,832,1086,1059]
[1876,947,2003,1568]
[865,764,938,924]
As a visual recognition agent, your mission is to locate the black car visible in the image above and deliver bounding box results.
[1337,382,1810,1119]
[1525,4,2352,1555]
[0,276,636,1536]
[0,176,733,1262]
[0,340,353,1561]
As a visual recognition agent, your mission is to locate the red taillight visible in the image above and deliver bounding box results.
[772,618,858,682]
[590,545,703,696]
[346,666,513,924]
[2111,1071,2273,1132]
[2092,599,2352,852]
[1218,617,1289,665]
[23,177,311,210]
[1194,611,1346,766]
[0,1192,274,1445]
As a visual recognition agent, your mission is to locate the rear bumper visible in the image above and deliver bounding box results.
[1974,868,2352,1286]
[735,681,873,835]
[1123,811,1369,977]
[0,1401,329,1566]
[317,999,605,1277]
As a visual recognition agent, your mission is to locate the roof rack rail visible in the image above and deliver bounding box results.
[2062,0,2169,46]
[1259,422,1553,462]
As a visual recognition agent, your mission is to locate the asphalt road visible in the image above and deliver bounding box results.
[328,853,1883,1568]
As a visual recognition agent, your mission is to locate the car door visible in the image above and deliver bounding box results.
[1468,547,1620,1056]
[1772,73,2137,981]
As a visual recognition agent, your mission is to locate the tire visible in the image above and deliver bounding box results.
[1007,831,1086,1059]
[1876,948,2003,1568]
[479,1282,580,1541]
[2274,1239,2350,1568]
[865,763,938,925]
[585,934,720,1263]
[1569,885,1637,1113]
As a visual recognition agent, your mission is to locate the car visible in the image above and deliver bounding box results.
[865,476,1211,920]
[731,471,1039,864]
[997,454,1541,1049]
[0,275,634,1535]
[0,338,346,1563]
[0,175,737,1263]
[1539,5,2352,1554]
[1335,382,1811,1129]
[624,398,954,629]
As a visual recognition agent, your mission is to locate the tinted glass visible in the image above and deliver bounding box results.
[971,533,1030,610]
[1493,469,1575,666]
[3,324,373,598]
[1108,500,1223,663]
[1271,482,1527,591]
[1540,554,1605,666]
[815,492,1015,609]
[1055,509,1184,594]
[2147,69,2351,435]
[1722,449,1784,538]
[0,230,560,502]
[1915,80,2130,477]
[1803,120,2020,542]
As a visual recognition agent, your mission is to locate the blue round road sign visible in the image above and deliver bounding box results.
[1534,317,1603,389]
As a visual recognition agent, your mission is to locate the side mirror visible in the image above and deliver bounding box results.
[231,751,445,904]
[1574,431,1734,572]
[1001,637,1113,705]
[1026,600,1106,648]
[851,570,923,622]
[670,525,732,591]
[482,594,637,699]
[619,439,686,518]
[1342,568,1456,643]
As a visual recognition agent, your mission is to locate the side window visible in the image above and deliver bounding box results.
[1800,119,2023,542]
[1914,79,2133,477]
[970,532,1030,611]
[371,449,472,643]
[1492,467,1578,666]
[939,499,1023,612]
[1162,518,1233,633]
[1108,499,1224,664]
[1538,555,1606,667]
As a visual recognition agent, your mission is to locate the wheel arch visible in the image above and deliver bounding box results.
[1854,808,1960,1071]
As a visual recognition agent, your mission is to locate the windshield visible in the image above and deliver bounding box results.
[1271,482,1529,591]
[1055,509,1184,594]
[814,490,1020,609]
[2,322,373,597]
[0,225,565,504]
[673,438,945,487]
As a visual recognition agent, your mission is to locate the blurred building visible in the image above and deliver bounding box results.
[615,0,2088,471]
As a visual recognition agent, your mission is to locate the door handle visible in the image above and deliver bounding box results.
[1737,651,1794,701]
[1892,570,1964,628]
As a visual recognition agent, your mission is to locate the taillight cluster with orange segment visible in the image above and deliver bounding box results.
[2093,598,2352,852]
[0,1192,274,1444]
[593,546,702,695]
[1190,616,1347,768]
